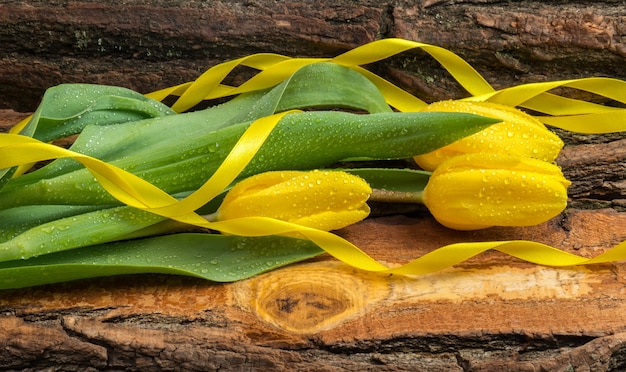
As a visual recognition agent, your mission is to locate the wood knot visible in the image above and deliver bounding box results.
[234,263,389,333]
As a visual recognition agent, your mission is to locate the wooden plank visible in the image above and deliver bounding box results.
[1,0,625,111]
[1,209,625,370]
[1,0,625,370]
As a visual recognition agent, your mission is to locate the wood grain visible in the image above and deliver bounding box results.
[1,0,625,370]
[1,210,626,370]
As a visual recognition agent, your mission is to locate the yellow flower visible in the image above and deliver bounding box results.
[414,100,564,171]
[422,153,571,230]
[216,170,371,231]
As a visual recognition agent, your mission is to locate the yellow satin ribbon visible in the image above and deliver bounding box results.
[3,38,626,274]
[145,38,626,134]
[10,38,625,133]
[2,130,626,272]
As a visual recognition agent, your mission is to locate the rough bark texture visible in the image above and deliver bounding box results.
[1,0,625,111]
[1,1,626,371]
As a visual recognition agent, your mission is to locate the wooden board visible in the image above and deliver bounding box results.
[1,0,625,111]
[1,207,626,370]
[1,1,626,370]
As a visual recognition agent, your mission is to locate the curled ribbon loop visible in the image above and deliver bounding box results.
[145,38,626,134]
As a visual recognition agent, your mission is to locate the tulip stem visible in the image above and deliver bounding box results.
[202,212,218,222]
[369,189,425,204]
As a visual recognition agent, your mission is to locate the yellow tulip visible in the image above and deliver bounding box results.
[414,100,564,171]
[216,170,371,231]
[422,153,571,230]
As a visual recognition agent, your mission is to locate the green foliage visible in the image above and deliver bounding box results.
[0,63,497,289]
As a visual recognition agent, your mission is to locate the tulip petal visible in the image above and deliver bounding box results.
[414,101,564,171]
[423,153,570,230]
[218,170,372,231]
[292,204,371,231]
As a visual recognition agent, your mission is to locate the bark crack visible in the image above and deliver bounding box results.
[455,351,471,372]
[377,4,395,39]
[59,316,114,368]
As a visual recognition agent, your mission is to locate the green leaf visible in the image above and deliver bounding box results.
[0,204,106,243]
[0,84,176,190]
[0,234,324,290]
[345,168,431,193]
[0,111,496,209]
[22,84,176,142]
[226,62,392,125]
[0,206,166,262]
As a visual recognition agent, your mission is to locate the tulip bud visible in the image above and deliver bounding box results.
[217,170,371,231]
[422,153,571,230]
[414,101,564,171]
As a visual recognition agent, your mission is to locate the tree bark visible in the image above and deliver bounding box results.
[1,0,624,111]
[1,1,626,371]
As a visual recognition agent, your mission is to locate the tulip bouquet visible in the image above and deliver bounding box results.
[0,38,625,289]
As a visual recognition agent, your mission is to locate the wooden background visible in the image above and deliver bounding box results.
[1,1,625,370]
